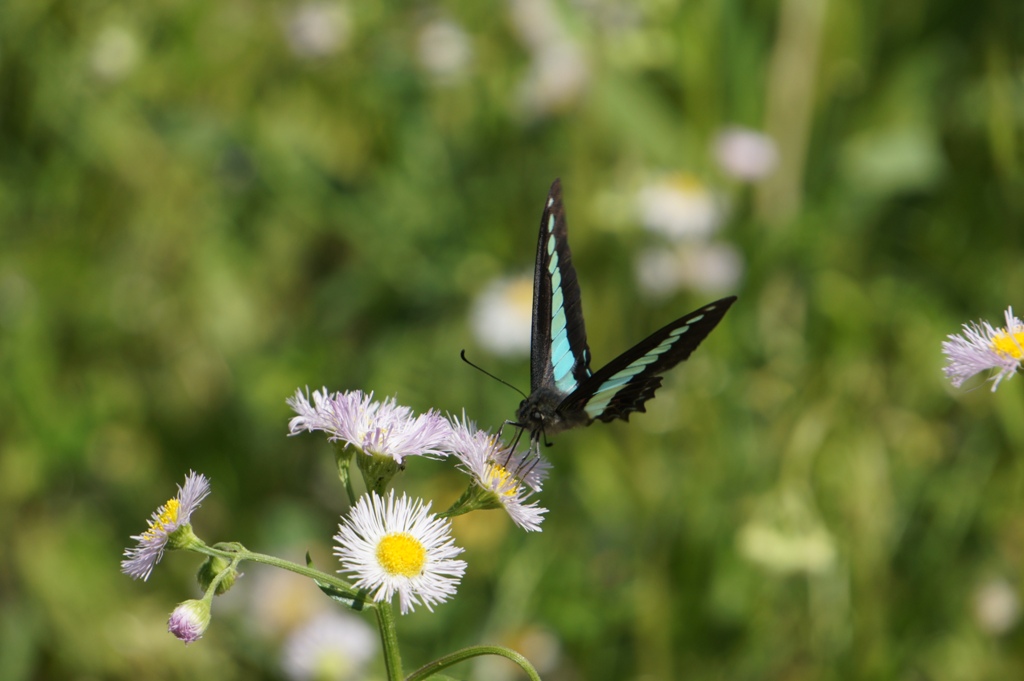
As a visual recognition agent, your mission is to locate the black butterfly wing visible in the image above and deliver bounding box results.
[560,296,737,423]
[529,178,592,396]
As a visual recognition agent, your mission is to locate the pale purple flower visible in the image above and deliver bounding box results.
[335,491,466,614]
[712,126,779,181]
[121,472,211,580]
[446,415,549,532]
[942,307,1024,391]
[167,599,211,644]
[288,389,450,463]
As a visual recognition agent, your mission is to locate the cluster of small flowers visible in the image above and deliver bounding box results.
[122,389,549,642]
[285,388,549,533]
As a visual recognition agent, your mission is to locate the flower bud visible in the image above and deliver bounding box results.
[168,599,211,644]
[197,556,238,595]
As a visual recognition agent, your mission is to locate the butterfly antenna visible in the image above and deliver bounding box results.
[460,350,528,399]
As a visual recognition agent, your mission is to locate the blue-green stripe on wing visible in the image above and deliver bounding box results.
[562,296,737,423]
[528,179,592,397]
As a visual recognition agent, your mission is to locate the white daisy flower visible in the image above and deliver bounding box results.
[942,307,1024,391]
[288,389,450,463]
[334,491,466,614]
[121,471,211,580]
[470,274,533,357]
[636,174,724,241]
[446,415,549,532]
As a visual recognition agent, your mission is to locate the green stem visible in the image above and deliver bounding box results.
[191,543,363,602]
[405,645,541,681]
[438,484,477,519]
[438,484,502,521]
[335,444,357,504]
[376,601,403,681]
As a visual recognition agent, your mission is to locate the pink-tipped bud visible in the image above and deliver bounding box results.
[168,599,211,644]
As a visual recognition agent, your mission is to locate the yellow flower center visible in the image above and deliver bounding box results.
[485,463,519,498]
[668,172,705,195]
[142,498,180,539]
[376,532,426,577]
[508,277,534,308]
[991,330,1024,359]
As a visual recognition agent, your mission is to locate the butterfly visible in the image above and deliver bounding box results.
[513,178,736,444]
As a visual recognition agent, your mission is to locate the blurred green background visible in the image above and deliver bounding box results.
[2,0,1023,679]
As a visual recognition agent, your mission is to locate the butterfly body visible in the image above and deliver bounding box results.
[516,386,592,438]
[515,178,736,444]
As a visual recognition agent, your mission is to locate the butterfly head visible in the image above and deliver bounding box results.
[515,395,548,440]
[515,387,592,443]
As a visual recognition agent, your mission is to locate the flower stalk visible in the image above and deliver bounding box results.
[375,601,403,681]
[333,441,357,503]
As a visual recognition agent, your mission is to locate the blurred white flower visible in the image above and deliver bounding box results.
[249,559,330,638]
[90,25,141,82]
[634,242,744,298]
[281,611,376,681]
[634,248,680,298]
[518,43,590,117]
[736,490,836,575]
[417,19,473,85]
[973,578,1020,636]
[284,3,351,59]
[508,0,563,52]
[712,126,779,181]
[471,274,533,357]
[636,174,723,241]
[509,0,589,117]
[570,0,642,32]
